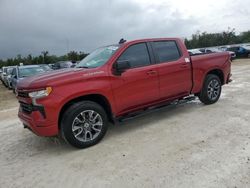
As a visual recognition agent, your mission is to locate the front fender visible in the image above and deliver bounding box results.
[54,79,116,122]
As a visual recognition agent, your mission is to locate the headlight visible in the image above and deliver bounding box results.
[28,87,52,99]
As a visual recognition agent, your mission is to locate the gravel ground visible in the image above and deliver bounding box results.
[0,59,250,188]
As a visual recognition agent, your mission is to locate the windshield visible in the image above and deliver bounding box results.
[7,68,14,74]
[76,45,120,68]
[19,67,46,78]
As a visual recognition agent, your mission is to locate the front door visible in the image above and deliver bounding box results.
[110,43,159,115]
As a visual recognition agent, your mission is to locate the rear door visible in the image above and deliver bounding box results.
[151,40,192,99]
[111,42,159,114]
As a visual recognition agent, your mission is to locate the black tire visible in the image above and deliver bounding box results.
[61,101,108,149]
[198,74,222,105]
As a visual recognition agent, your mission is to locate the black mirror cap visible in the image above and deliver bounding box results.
[114,60,131,75]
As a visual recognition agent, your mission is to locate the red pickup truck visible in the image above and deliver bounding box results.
[17,38,231,148]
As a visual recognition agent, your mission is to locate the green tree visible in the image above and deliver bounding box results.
[41,51,49,64]
[239,31,250,43]
[184,28,241,49]
[79,51,88,60]
[67,51,78,62]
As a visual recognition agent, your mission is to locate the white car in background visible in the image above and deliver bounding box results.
[1,66,16,88]
[188,49,203,55]
[1,67,7,83]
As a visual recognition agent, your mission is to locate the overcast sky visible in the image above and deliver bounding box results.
[0,0,249,59]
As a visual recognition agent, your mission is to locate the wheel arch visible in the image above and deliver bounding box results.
[193,68,225,95]
[205,68,224,85]
[58,94,114,129]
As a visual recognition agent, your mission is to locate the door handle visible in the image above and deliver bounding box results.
[147,70,157,75]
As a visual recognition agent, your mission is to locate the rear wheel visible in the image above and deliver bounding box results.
[198,74,222,105]
[61,101,108,148]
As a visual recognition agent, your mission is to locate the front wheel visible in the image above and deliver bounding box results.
[61,101,108,149]
[198,74,222,105]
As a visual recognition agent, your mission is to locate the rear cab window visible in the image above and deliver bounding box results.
[152,41,181,63]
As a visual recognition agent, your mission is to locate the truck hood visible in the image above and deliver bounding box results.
[17,68,94,89]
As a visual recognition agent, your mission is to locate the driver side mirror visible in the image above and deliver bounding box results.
[113,60,131,75]
[3,72,7,76]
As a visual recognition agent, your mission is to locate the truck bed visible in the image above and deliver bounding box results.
[191,52,231,94]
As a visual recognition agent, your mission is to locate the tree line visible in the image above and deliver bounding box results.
[0,51,88,68]
[185,28,250,49]
[1,28,250,68]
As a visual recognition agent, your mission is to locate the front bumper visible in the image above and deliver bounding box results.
[18,110,58,136]
[226,73,232,83]
[17,90,63,137]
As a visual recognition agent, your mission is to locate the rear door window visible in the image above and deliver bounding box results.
[152,41,181,63]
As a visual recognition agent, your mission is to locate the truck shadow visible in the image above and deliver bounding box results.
[105,100,203,139]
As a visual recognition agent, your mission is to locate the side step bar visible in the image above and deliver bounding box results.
[116,96,196,122]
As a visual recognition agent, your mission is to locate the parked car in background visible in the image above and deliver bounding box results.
[0,69,2,82]
[200,48,236,61]
[39,64,53,71]
[1,67,7,84]
[52,61,73,69]
[71,61,81,68]
[218,46,228,51]
[241,44,250,50]
[48,64,54,69]
[188,49,203,55]
[226,46,250,58]
[2,66,15,88]
[11,65,50,93]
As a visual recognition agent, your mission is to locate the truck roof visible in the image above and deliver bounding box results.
[124,37,182,44]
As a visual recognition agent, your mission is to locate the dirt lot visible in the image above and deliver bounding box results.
[0,59,250,188]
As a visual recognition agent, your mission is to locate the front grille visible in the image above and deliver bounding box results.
[20,102,33,114]
[18,91,29,98]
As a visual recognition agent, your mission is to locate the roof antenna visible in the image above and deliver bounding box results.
[119,38,126,44]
